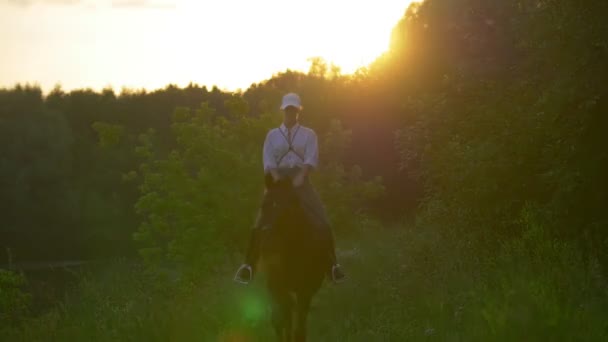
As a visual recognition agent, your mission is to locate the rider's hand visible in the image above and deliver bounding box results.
[270,169,281,182]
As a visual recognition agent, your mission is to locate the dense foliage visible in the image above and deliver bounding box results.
[389,0,608,260]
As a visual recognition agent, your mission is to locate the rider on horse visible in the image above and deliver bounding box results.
[234,92,346,284]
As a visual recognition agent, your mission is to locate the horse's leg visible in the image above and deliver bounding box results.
[284,293,295,342]
[294,292,312,342]
[270,290,292,342]
[270,292,285,341]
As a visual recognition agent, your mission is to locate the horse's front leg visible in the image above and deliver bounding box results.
[270,290,293,342]
[294,292,312,342]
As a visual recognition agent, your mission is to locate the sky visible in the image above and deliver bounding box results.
[0,0,415,92]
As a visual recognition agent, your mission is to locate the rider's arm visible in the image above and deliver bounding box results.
[263,130,281,181]
[303,130,319,171]
[294,130,318,186]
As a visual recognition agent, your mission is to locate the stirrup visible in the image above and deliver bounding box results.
[331,264,346,283]
[234,264,253,285]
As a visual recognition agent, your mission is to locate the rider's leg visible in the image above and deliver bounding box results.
[245,226,263,268]
[319,222,345,282]
[235,189,274,284]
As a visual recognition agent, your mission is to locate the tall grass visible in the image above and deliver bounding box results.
[3,218,607,341]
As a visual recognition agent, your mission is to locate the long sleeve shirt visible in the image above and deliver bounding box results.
[263,123,319,172]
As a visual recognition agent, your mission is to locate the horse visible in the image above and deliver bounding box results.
[258,176,329,342]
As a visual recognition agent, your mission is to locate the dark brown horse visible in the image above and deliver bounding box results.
[259,176,328,342]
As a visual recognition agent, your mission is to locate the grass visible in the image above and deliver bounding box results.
[3,219,608,341]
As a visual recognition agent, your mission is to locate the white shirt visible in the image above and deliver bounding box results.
[263,123,319,172]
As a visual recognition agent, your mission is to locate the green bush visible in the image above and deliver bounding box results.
[132,102,274,276]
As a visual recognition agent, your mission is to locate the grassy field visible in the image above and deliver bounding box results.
[3,220,608,341]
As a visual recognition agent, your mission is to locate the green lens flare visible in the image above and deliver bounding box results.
[241,293,265,322]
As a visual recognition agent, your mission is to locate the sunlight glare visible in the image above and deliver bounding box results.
[0,0,416,91]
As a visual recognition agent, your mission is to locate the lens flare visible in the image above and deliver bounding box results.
[241,292,266,323]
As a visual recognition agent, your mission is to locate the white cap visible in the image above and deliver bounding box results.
[280,93,302,110]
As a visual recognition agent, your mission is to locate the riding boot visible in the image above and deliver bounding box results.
[235,228,263,284]
[325,229,345,283]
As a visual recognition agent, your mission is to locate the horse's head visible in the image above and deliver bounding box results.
[264,173,300,212]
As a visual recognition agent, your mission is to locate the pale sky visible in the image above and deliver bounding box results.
[0,0,414,92]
